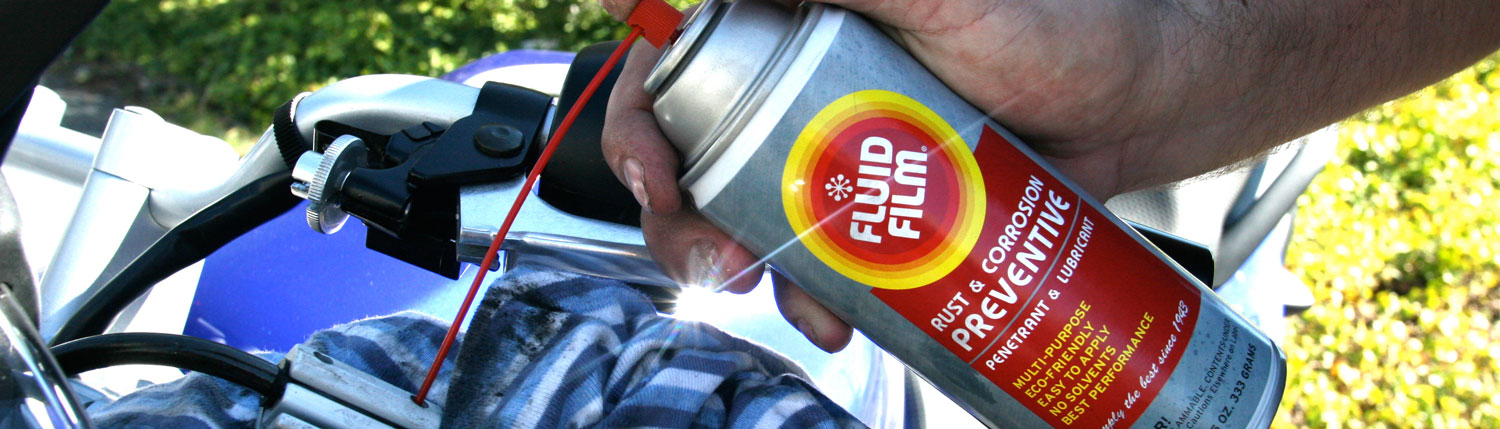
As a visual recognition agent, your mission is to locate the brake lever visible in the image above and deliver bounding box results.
[282,74,671,290]
[285,78,552,278]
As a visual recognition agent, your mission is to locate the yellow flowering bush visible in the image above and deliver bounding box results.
[1276,53,1500,428]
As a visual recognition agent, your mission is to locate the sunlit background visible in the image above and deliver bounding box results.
[1277,55,1500,428]
[36,0,1500,426]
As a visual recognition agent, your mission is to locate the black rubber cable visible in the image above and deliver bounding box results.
[49,172,300,346]
[51,332,282,398]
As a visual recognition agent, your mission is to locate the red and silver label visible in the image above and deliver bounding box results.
[783,90,1202,427]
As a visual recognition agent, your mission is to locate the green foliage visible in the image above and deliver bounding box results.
[1276,53,1500,428]
[67,0,655,145]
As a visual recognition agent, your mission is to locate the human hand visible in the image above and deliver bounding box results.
[600,25,858,352]
[599,0,1171,353]
[600,0,1500,351]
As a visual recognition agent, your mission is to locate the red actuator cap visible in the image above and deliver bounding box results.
[626,0,683,48]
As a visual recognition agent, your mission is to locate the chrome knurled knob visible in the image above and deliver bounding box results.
[290,134,369,234]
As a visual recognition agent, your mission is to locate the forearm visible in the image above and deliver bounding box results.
[1132,0,1500,188]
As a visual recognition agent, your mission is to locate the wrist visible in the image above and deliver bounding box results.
[1129,0,1500,192]
[1114,0,1322,190]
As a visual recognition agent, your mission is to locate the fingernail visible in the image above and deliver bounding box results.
[623,158,651,213]
[687,241,721,289]
[795,319,819,344]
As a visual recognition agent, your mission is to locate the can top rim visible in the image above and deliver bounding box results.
[643,0,722,95]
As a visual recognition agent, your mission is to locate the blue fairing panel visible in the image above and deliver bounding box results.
[189,201,472,351]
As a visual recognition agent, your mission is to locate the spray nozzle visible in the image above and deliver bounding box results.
[625,0,684,48]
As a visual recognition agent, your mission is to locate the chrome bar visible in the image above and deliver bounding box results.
[458,180,675,288]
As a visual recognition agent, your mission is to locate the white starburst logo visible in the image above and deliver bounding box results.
[826,174,853,201]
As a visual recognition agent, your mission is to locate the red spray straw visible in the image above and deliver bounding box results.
[412,0,683,406]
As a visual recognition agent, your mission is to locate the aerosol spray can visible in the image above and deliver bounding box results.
[644,0,1287,426]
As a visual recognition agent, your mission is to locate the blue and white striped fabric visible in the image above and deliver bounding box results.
[87,267,865,428]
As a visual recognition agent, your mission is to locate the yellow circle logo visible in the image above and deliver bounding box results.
[783,90,986,290]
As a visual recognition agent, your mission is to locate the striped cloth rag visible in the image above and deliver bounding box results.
[86,266,865,428]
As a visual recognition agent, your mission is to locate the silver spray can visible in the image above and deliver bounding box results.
[644,0,1287,426]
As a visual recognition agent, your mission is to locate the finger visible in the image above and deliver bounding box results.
[640,205,763,294]
[770,269,853,352]
[600,0,639,22]
[602,41,683,215]
[807,0,989,34]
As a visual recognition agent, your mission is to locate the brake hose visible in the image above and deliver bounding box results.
[51,332,284,400]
